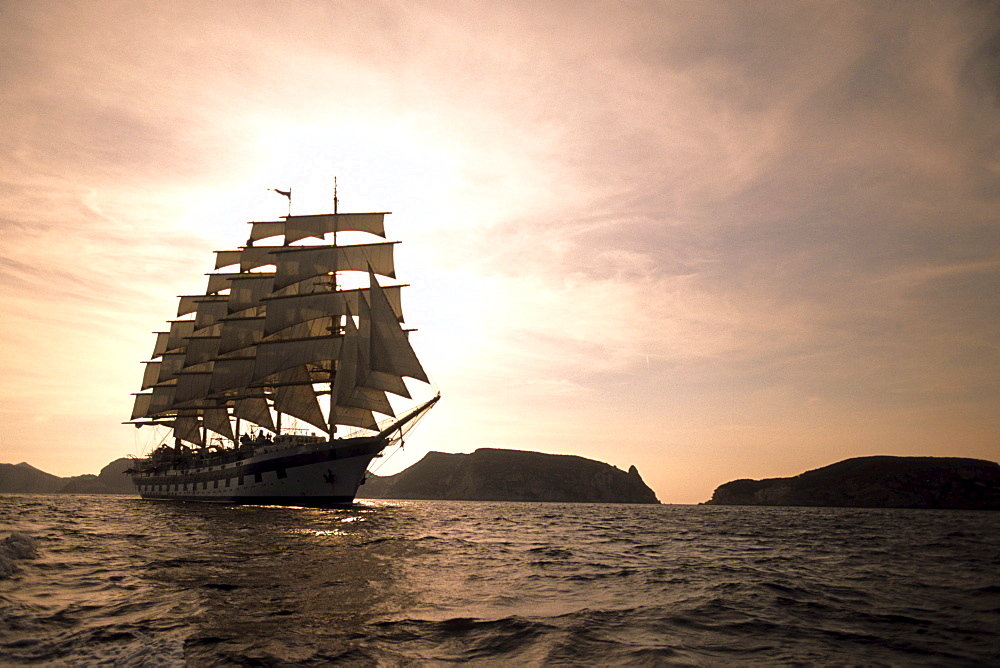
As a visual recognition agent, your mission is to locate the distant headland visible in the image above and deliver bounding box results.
[0,459,135,495]
[357,448,660,504]
[704,456,1000,510]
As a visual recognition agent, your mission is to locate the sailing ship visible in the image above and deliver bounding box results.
[125,190,439,505]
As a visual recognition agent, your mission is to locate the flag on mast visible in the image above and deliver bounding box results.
[270,188,292,216]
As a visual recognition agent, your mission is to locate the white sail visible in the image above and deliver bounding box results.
[177,295,201,317]
[131,393,153,420]
[253,336,342,382]
[228,274,275,314]
[264,291,348,338]
[362,370,411,398]
[203,408,234,440]
[130,207,436,451]
[193,298,230,331]
[141,361,161,390]
[209,356,255,395]
[270,367,327,432]
[353,286,409,397]
[272,242,397,290]
[173,371,214,406]
[157,352,187,385]
[166,321,196,353]
[174,415,204,446]
[206,273,235,295]
[218,317,265,355]
[284,212,386,243]
[151,331,171,358]
[264,285,403,337]
[368,270,429,382]
[184,335,221,367]
[233,396,275,432]
[248,221,284,244]
[214,246,277,272]
[330,403,379,431]
[147,384,177,416]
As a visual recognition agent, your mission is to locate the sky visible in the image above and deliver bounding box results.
[1,0,998,503]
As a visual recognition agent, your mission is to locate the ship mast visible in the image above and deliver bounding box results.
[330,177,339,440]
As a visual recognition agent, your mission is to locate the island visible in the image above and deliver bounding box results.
[704,456,1000,510]
[0,459,135,495]
[357,448,660,503]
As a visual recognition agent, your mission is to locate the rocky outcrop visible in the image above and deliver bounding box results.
[705,456,1000,510]
[0,458,135,494]
[0,533,38,579]
[0,463,65,493]
[357,448,660,504]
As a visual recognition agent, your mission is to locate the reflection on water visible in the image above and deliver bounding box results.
[1,495,998,665]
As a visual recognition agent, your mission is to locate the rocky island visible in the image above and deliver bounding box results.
[705,456,1000,510]
[0,459,135,495]
[357,448,660,504]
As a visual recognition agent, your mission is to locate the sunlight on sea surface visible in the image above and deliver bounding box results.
[1,495,998,665]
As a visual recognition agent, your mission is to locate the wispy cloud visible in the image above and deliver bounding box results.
[0,1,997,500]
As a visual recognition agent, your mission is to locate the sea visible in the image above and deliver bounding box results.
[1,495,998,666]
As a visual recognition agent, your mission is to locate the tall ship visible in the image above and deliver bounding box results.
[125,189,439,505]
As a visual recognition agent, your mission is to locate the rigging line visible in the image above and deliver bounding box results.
[367,436,404,476]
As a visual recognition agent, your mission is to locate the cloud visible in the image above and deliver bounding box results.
[1,1,998,501]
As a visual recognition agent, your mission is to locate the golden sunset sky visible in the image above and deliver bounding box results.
[1,1,998,503]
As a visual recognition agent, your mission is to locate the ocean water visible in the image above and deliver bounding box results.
[1,495,998,666]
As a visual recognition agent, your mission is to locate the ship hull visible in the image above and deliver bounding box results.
[129,435,387,506]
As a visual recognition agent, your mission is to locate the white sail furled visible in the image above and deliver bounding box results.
[368,270,429,383]
[173,415,204,446]
[272,242,397,290]
[284,213,387,244]
[248,221,284,244]
[233,396,275,432]
[228,274,275,314]
[203,408,234,440]
[141,362,161,390]
[270,367,327,432]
